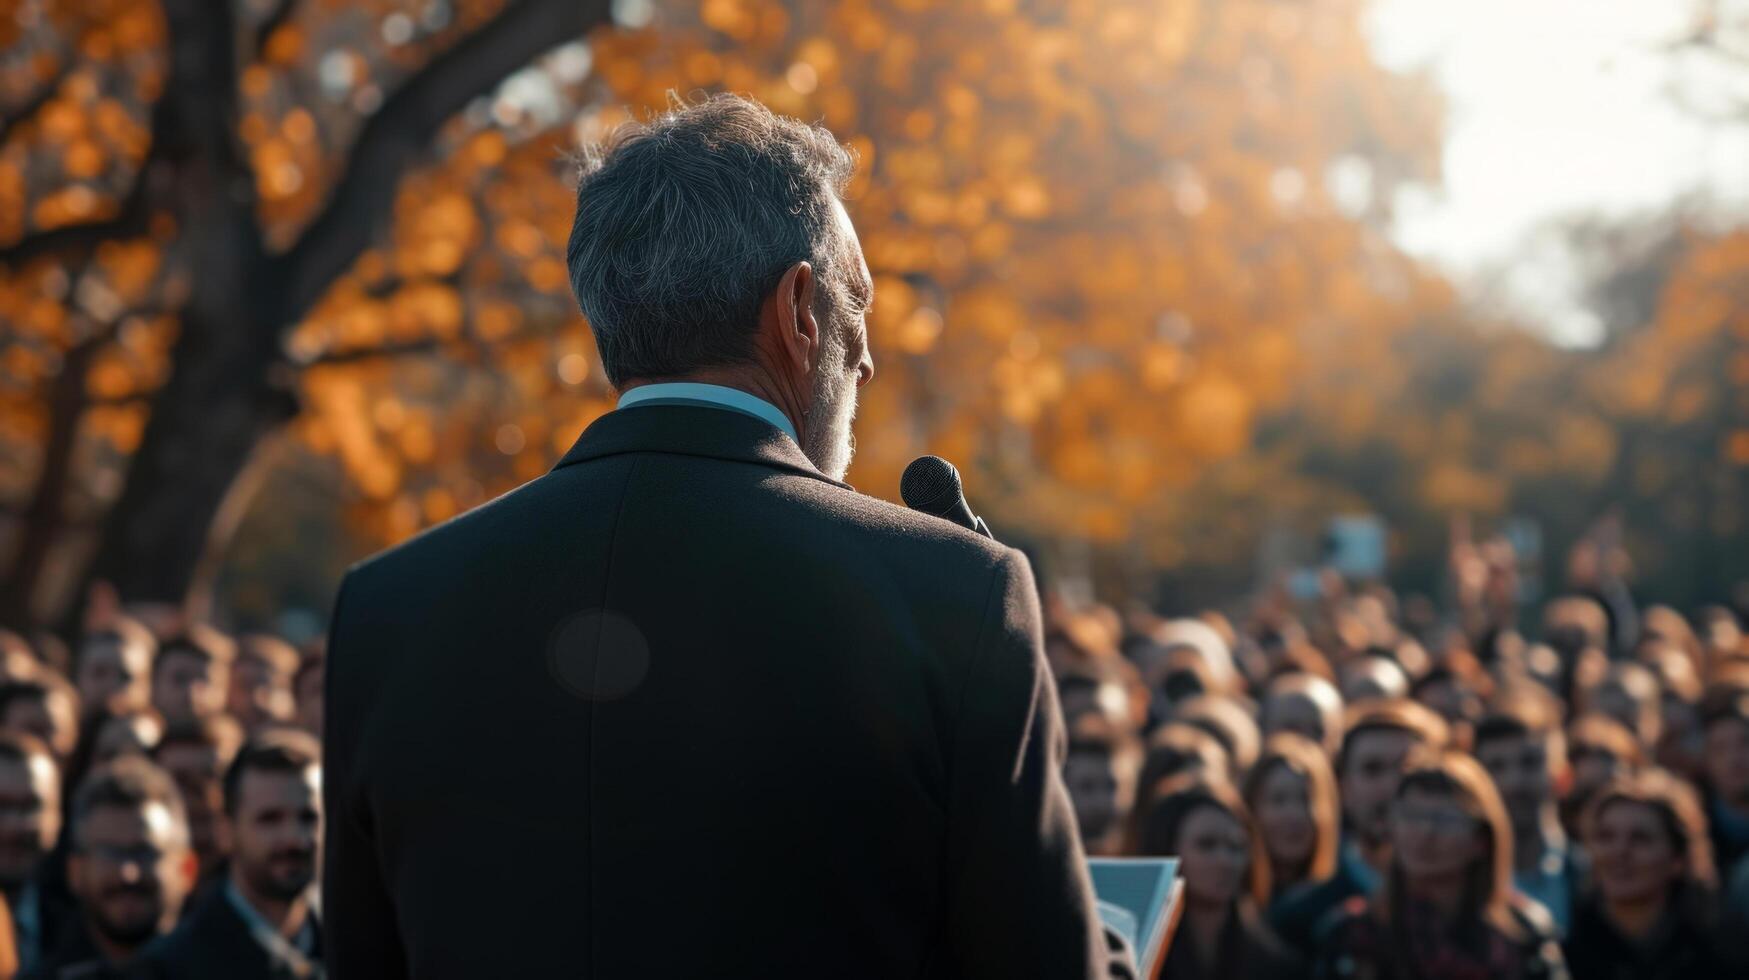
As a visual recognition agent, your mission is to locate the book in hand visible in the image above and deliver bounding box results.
[1088,857,1183,980]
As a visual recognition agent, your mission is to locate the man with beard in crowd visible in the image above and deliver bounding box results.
[30,757,195,978]
[136,730,322,978]
[0,733,66,974]
[72,619,156,720]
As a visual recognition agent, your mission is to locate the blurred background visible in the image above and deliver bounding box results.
[1,0,1746,639]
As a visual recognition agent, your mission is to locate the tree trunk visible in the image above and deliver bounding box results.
[43,0,613,623]
[0,338,98,624]
[83,313,297,609]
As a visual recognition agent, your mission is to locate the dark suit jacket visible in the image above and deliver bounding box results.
[322,404,1106,978]
[131,889,322,979]
[1267,861,1366,955]
[1562,894,1728,980]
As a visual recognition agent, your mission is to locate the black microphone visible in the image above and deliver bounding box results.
[901,455,992,539]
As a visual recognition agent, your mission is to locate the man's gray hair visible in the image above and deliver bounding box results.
[566,93,858,387]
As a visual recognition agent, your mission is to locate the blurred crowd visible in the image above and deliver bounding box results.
[0,593,323,979]
[0,524,1744,979]
[1059,528,1749,980]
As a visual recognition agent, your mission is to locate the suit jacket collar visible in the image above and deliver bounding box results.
[551,403,853,491]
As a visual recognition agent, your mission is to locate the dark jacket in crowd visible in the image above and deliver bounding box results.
[1161,901,1301,980]
[1312,895,1566,980]
[1268,857,1369,953]
[1705,794,1749,876]
[23,916,124,980]
[323,404,1108,978]
[1561,894,1730,980]
[130,888,323,980]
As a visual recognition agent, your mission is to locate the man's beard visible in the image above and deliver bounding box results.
[91,884,164,948]
[246,847,317,902]
[800,321,858,481]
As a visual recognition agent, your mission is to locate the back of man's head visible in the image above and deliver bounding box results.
[567,93,859,387]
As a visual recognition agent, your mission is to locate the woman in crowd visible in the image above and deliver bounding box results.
[1244,732,1340,913]
[1563,768,1727,979]
[1135,775,1300,980]
[1313,751,1565,980]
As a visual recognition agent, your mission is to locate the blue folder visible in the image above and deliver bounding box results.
[1089,857,1182,979]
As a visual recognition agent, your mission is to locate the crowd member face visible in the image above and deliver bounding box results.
[228,657,296,730]
[152,651,226,725]
[157,743,228,874]
[1176,805,1249,907]
[75,637,152,715]
[1656,695,1702,779]
[1568,742,1626,808]
[3,691,78,762]
[1591,677,1658,745]
[1065,750,1121,844]
[92,714,163,765]
[1253,764,1315,870]
[228,766,321,905]
[1390,787,1484,881]
[1589,800,1683,907]
[1261,679,1343,758]
[1477,733,1554,833]
[0,753,59,892]
[1342,728,1419,846]
[294,662,323,736]
[1704,717,1749,809]
[1058,678,1130,733]
[1263,691,1325,750]
[69,801,195,954]
[1341,658,1407,705]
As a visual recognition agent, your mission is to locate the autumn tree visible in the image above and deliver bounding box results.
[0,0,614,623]
[286,0,1450,586]
[4,0,1451,627]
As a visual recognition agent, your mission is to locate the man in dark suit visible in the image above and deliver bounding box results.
[31,758,195,979]
[323,93,1107,977]
[135,730,322,979]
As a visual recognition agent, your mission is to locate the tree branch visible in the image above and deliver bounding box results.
[251,0,301,56]
[278,0,613,318]
[0,54,72,147]
[301,336,447,366]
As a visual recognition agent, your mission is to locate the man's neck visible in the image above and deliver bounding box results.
[85,916,142,965]
[1403,872,1467,926]
[1603,894,1667,941]
[622,368,804,440]
[1358,835,1391,873]
[1185,898,1230,967]
[1514,807,1564,871]
[231,873,309,940]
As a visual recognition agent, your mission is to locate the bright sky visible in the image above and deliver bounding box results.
[1366,0,1749,345]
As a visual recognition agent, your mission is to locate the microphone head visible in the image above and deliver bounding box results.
[900,455,964,516]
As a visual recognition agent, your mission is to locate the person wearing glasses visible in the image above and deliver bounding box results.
[1312,752,1566,980]
[29,757,195,978]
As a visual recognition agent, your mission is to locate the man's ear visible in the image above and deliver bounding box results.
[772,260,819,373]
